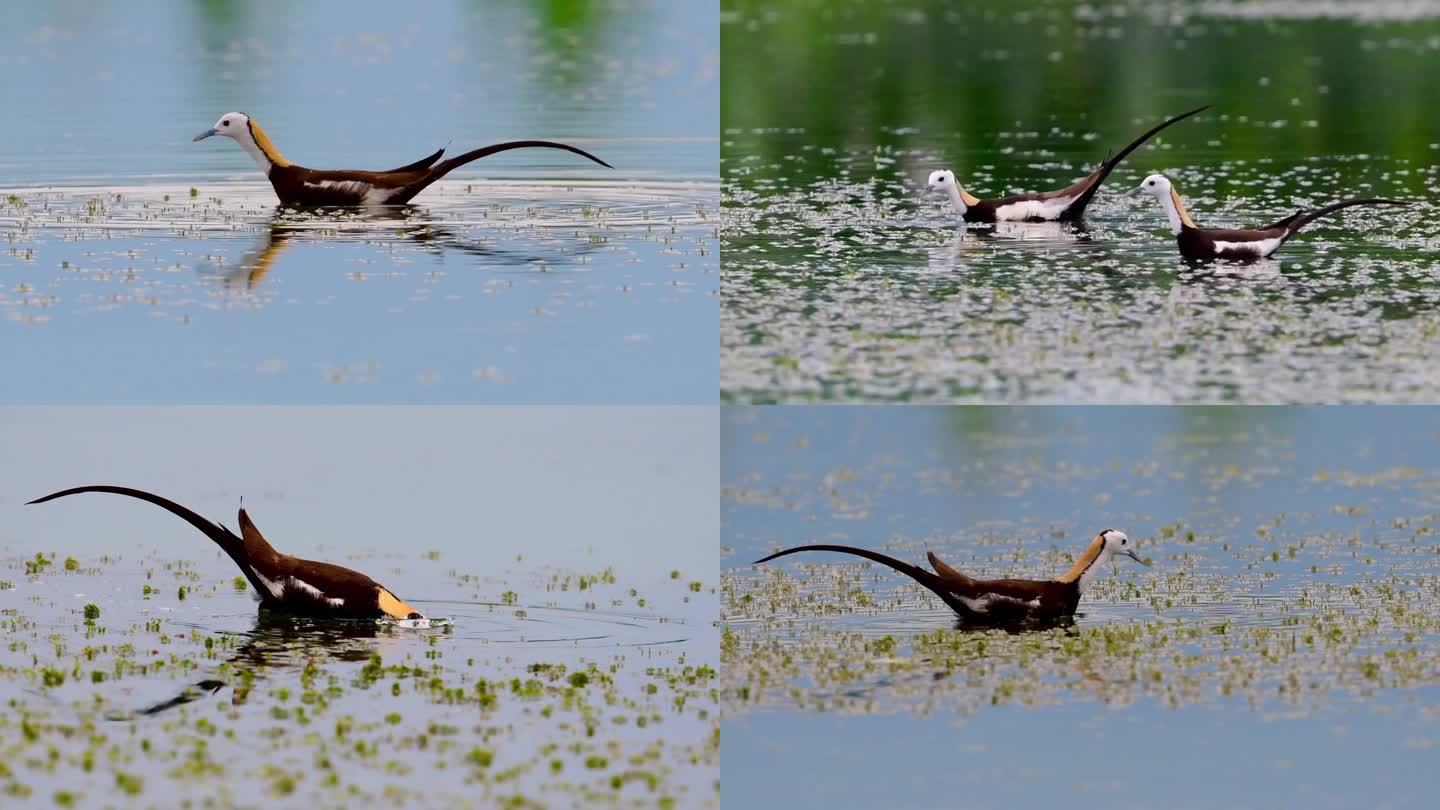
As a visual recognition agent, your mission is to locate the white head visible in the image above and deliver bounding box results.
[1129,173,1193,235]
[1097,529,1144,565]
[194,112,291,173]
[926,169,973,216]
[1059,528,1149,593]
[1131,173,1174,200]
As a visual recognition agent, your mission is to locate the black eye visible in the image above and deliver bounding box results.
[222,120,230,127]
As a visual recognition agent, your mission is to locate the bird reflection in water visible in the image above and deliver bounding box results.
[202,207,596,291]
[109,614,412,720]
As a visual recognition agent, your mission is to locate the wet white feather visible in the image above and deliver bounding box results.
[994,195,1074,222]
[286,577,345,608]
[1213,238,1280,258]
[251,569,284,600]
[363,187,399,205]
[304,179,372,197]
[959,593,1042,614]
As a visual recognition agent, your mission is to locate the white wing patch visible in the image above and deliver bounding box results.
[303,179,371,196]
[363,187,399,205]
[250,569,284,599]
[300,179,401,206]
[285,577,345,608]
[247,569,343,607]
[1213,238,1281,258]
[958,593,1043,614]
[993,195,1075,222]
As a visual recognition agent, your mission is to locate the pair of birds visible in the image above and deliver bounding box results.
[191,111,613,207]
[30,485,1135,627]
[922,106,1407,262]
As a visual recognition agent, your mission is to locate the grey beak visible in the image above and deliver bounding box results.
[1126,185,1145,198]
[193,128,218,142]
[925,184,937,194]
[1123,548,1150,566]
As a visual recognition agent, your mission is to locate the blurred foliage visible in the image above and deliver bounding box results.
[722,0,1440,165]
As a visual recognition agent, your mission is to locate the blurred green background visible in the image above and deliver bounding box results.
[722,0,1440,176]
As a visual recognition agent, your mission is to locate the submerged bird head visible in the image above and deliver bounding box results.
[926,169,970,215]
[193,111,292,173]
[1058,528,1150,593]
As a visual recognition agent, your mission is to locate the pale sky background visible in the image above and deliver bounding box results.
[0,406,717,582]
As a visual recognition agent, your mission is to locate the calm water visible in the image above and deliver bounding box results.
[721,0,1440,402]
[0,1,717,403]
[722,406,1440,809]
[0,407,719,807]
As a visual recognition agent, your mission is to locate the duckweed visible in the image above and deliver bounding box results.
[724,406,1440,807]
[0,544,718,806]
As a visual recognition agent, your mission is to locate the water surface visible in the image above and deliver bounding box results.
[722,406,1440,808]
[0,1,718,403]
[0,407,719,807]
[721,0,1440,402]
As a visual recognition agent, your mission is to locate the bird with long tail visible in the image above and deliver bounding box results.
[193,111,613,207]
[925,106,1208,223]
[754,529,1149,624]
[1129,173,1408,261]
[28,485,426,622]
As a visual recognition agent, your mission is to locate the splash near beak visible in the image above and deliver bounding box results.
[1124,549,1151,566]
[193,128,217,142]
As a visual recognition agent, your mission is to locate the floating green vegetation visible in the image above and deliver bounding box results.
[722,449,1440,723]
[0,547,718,807]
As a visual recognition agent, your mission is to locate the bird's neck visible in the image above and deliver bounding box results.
[237,120,293,175]
[1075,546,1112,594]
[233,134,273,174]
[1056,536,1110,593]
[946,184,969,216]
[1159,187,1196,235]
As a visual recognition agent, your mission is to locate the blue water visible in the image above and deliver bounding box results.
[0,1,717,403]
[726,701,1440,810]
[724,406,1440,568]
[722,406,1440,809]
[0,406,719,806]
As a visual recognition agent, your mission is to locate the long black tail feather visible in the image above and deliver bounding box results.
[388,139,613,204]
[26,485,265,593]
[1283,198,1409,242]
[435,139,613,176]
[754,544,968,614]
[1066,105,1210,218]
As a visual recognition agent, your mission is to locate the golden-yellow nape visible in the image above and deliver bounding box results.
[1170,186,1197,228]
[1056,533,1106,583]
[246,119,293,168]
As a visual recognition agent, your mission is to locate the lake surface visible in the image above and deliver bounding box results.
[0,0,717,403]
[0,407,719,808]
[722,406,1440,809]
[721,0,1440,403]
